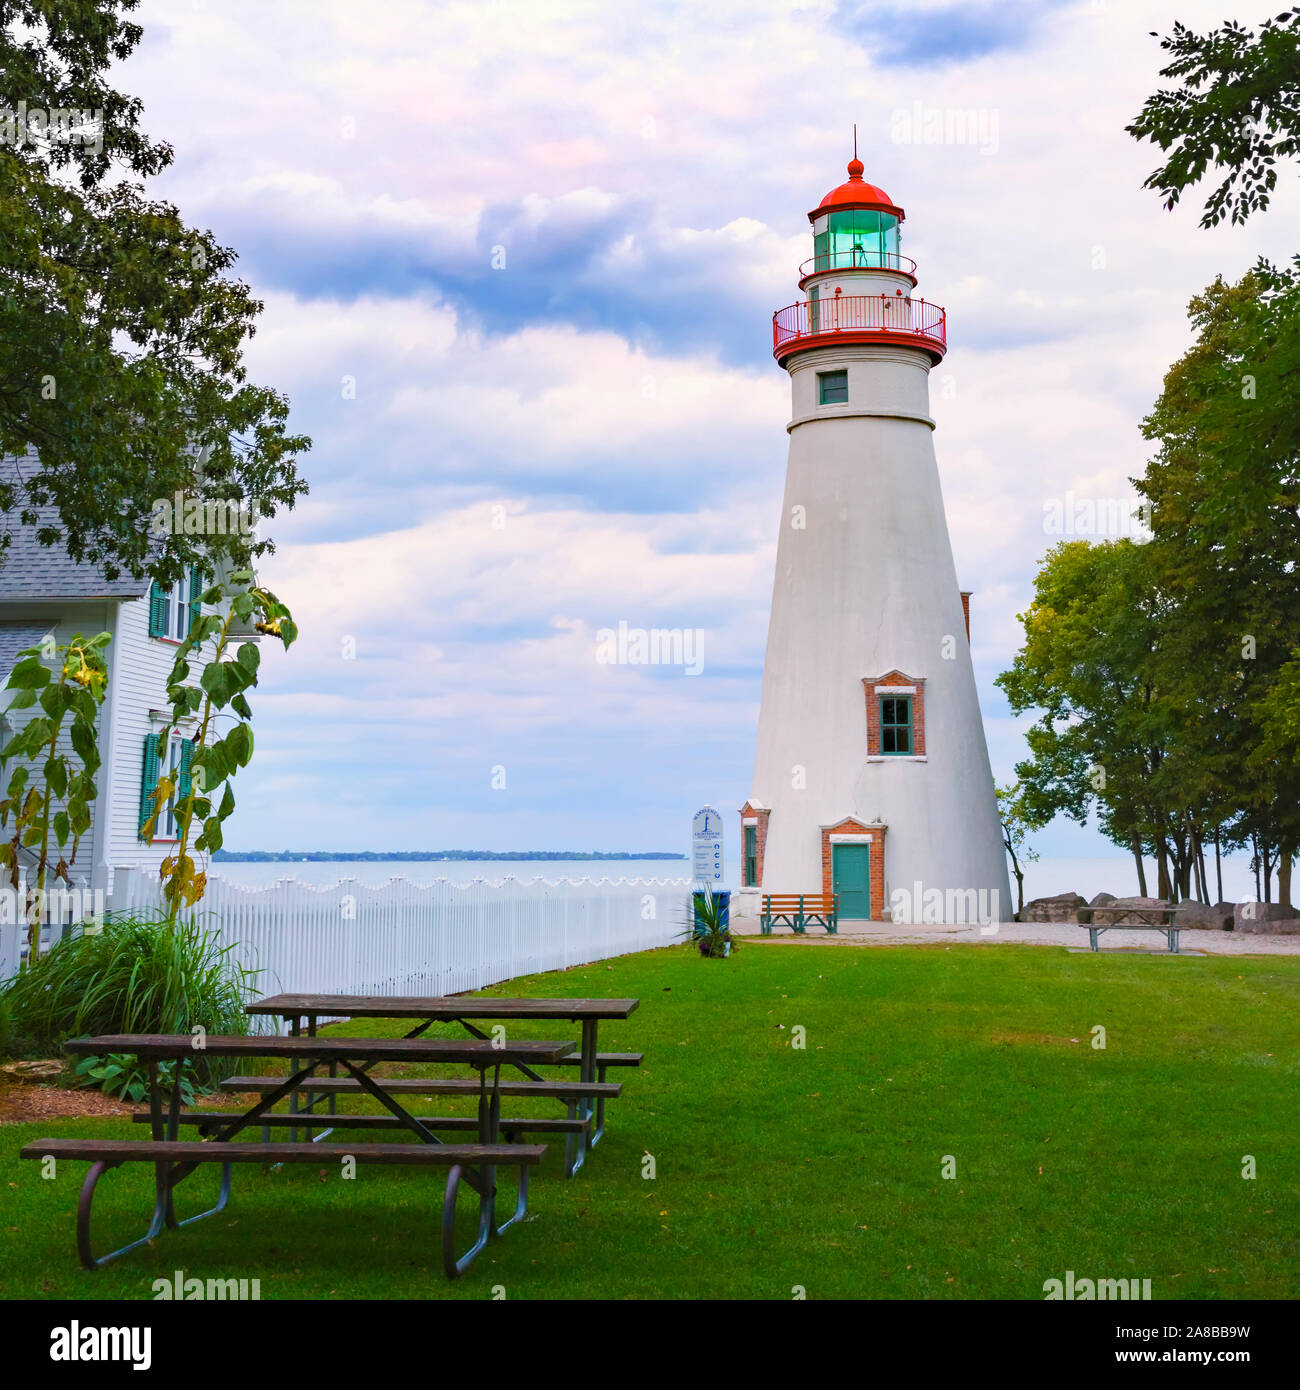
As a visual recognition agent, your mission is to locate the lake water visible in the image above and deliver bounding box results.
[209,858,710,889]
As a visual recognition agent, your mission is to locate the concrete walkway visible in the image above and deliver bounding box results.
[729,914,1300,956]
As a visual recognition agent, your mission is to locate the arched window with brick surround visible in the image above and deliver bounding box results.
[862,670,927,760]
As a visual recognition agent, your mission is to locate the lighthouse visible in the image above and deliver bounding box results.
[737,155,1010,925]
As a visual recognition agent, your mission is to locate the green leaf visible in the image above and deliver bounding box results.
[225,722,253,768]
[201,814,223,852]
[44,758,68,799]
[200,661,233,707]
[70,720,95,765]
[5,657,51,690]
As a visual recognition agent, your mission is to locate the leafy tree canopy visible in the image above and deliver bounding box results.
[1127,9,1300,226]
[0,0,309,583]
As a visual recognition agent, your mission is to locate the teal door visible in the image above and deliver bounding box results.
[832,843,871,919]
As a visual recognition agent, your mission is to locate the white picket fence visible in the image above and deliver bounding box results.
[0,868,692,1008]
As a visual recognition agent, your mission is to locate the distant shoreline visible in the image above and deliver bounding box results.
[211,850,687,863]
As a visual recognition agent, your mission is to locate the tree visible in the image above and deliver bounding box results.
[997,539,1202,900]
[0,0,309,584]
[1137,263,1300,905]
[1127,10,1300,226]
[1257,649,1300,905]
[995,783,1039,920]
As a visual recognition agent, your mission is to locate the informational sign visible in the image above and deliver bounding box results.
[691,806,724,887]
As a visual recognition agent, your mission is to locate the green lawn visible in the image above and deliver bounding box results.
[2,941,1297,1300]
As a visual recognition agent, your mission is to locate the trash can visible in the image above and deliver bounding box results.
[692,889,731,937]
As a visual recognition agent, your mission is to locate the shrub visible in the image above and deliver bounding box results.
[0,911,256,1091]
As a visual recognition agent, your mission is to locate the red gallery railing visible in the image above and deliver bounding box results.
[772,293,947,355]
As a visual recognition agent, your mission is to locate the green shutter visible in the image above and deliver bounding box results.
[148,582,168,638]
[139,732,161,838]
[178,738,194,804]
[187,564,203,636]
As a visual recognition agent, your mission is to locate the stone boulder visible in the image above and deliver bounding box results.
[1174,901,1234,931]
[1089,892,1118,908]
[1235,901,1300,934]
[1022,892,1087,923]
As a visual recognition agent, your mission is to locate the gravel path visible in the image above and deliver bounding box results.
[728,915,1300,955]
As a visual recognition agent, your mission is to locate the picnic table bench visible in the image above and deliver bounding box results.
[1076,904,1182,953]
[245,994,641,1175]
[22,1032,573,1277]
[760,893,839,935]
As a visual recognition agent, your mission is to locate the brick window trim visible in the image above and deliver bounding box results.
[863,670,926,757]
[820,817,887,920]
[738,802,770,887]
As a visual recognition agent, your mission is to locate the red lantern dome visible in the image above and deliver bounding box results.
[809,159,905,223]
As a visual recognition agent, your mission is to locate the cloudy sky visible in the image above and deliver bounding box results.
[119,0,1297,891]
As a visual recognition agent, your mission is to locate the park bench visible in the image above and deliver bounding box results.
[556,1051,642,1141]
[23,1031,575,1276]
[1076,904,1182,953]
[22,1137,543,1278]
[218,1073,619,1176]
[760,893,839,935]
[136,1110,586,1138]
[245,993,641,1172]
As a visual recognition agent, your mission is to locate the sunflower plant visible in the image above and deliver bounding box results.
[142,572,296,920]
[0,632,111,964]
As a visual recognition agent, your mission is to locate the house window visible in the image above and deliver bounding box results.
[149,567,201,642]
[880,696,912,754]
[743,824,758,886]
[818,369,848,405]
[139,732,193,840]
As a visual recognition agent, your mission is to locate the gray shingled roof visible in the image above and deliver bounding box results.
[0,620,56,680]
[0,455,152,600]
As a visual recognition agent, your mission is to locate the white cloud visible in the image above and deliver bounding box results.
[118,0,1300,868]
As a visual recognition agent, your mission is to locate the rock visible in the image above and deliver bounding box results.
[1234,902,1298,931]
[1235,904,1300,934]
[1108,896,1174,909]
[1088,892,1117,908]
[1174,902,1234,931]
[1023,892,1087,923]
[1,1060,64,1083]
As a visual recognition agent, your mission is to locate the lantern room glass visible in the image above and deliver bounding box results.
[814,210,900,271]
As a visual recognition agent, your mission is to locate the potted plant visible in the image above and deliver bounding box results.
[685,887,735,959]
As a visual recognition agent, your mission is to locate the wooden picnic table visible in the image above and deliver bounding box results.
[246,994,641,1173]
[25,1031,575,1275]
[1075,905,1182,953]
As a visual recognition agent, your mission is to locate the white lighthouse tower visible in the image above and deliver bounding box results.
[738,154,1009,925]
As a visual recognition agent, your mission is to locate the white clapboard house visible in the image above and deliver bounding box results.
[0,456,249,897]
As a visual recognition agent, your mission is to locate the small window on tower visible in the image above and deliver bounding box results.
[881,696,913,754]
[818,370,848,405]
